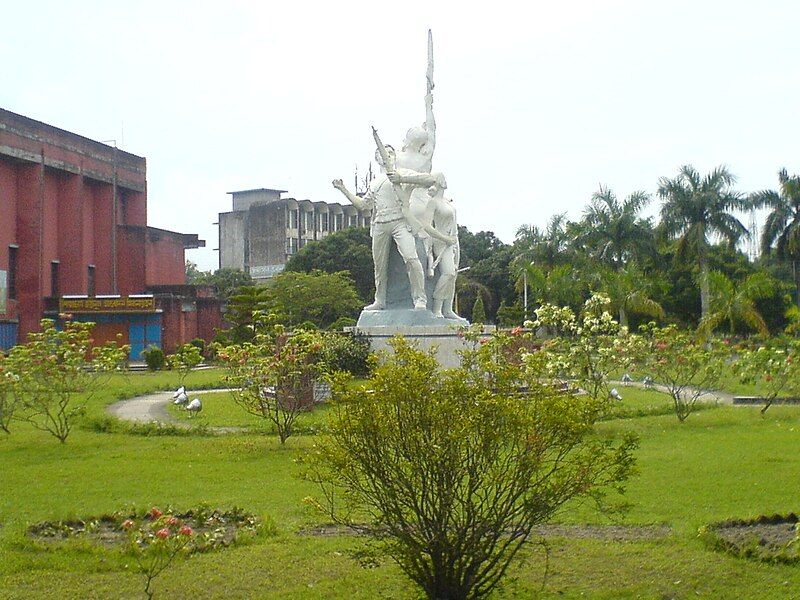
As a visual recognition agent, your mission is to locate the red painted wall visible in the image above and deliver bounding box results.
[0,161,18,320]
[0,108,213,347]
[15,163,43,336]
[116,227,147,297]
[145,230,187,286]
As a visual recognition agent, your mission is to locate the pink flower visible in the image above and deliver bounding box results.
[179,525,193,536]
[150,507,163,519]
[167,516,180,527]
[155,528,170,539]
[511,326,523,337]
[122,519,135,530]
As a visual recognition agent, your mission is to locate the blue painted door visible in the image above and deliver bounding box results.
[0,322,18,351]
[129,314,162,361]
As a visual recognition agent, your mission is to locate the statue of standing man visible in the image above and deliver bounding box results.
[332,31,461,317]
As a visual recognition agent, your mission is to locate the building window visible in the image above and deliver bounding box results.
[364,216,370,228]
[319,213,328,232]
[8,246,18,300]
[299,238,306,250]
[288,209,298,229]
[335,214,343,231]
[287,237,298,255]
[349,214,358,228]
[87,265,96,297]
[50,261,60,298]
[304,211,313,232]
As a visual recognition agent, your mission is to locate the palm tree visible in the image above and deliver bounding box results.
[751,168,800,308]
[515,263,584,311]
[513,214,571,270]
[657,165,750,321]
[699,271,773,336]
[576,186,654,270]
[593,266,664,329]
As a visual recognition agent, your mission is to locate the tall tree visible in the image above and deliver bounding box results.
[657,165,750,321]
[513,214,572,270]
[285,227,374,303]
[752,168,800,308]
[699,270,773,336]
[593,266,664,329]
[575,186,654,270]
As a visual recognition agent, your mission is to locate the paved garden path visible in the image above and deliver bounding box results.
[612,381,735,405]
[107,381,737,432]
[107,388,239,432]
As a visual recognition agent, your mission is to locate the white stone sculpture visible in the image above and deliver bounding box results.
[331,30,466,325]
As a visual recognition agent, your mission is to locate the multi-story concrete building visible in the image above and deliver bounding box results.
[0,107,221,357]
[218,188,369,283]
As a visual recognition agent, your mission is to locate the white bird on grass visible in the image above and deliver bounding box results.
[609,388,623,401]
[185,398,202,416]
[621,373,632,386]
[173,386,188,405]
[643,376,654,389]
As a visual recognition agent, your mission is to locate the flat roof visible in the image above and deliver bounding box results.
[0,107,145,161]
[226,188,288,195]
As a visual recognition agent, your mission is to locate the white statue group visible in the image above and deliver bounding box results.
[332,31,464,322]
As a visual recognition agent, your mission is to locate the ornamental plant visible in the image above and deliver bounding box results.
[304,334,636,600]
[529,293,639,404]
[0,351,21,434]
[734,343,800,414]
[124,507,195,600]
[217,312,329,444]
[638,323,727,422]
[5,319,128,442]
[166,343,203,385]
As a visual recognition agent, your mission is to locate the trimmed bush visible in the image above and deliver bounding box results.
[141,345,166,371]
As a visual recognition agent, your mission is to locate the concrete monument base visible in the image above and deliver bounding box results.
[353,320,496,368]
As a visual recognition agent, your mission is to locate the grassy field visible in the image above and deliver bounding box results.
[2,369,800,598]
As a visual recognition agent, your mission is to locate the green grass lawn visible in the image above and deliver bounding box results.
[2,370,800,598]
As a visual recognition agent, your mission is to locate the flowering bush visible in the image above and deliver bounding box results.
[638,323,727,422]
[217,312,330,444]
[124,508,196,600]
[4,319,128,442]
[733,343,800,414]
[525,294,639,404]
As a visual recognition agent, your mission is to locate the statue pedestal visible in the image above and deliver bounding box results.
[353,316,495,368]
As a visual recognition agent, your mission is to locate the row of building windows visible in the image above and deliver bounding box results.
[286,209,367,234]
[4,246,97,301]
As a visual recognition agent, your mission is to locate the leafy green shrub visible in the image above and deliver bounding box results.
[166,344,203,385]
[5,319,128,443]
[328,316,357,331]
[322,331,372,378]
[304,333,636,600]
[189,338,206,355]
[141,346,166,371]
[472,295,487,324]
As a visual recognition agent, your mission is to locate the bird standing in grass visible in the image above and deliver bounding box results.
[173,386,188,405]
[610,388,623,401]
[185,398,202,416]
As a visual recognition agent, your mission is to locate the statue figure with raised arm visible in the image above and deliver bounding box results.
[332,143,454,312]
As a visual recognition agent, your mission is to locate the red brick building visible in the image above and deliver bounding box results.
[0,108,221,358]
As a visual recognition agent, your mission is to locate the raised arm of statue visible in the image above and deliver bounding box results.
[424,92,436,156]
[424,29,436,156]
[332,179,369,212]
[387,169,439,188]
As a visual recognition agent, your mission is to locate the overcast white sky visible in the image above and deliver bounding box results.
[2,1,798,270]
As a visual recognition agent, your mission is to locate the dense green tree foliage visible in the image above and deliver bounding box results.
[752,168,800,308]
[657,165,751,321]
[285,227,374,302]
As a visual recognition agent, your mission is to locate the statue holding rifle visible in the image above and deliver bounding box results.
[332,30,463,320]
